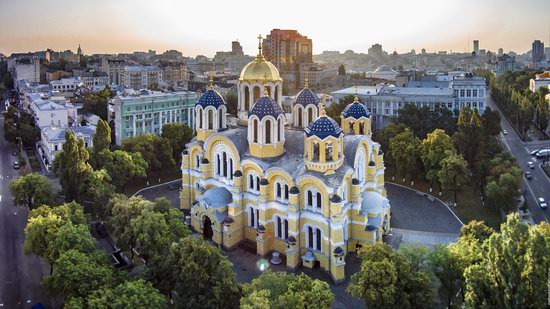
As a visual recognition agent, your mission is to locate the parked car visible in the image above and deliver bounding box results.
[502,130,508,135]
[527,161,535,169]
[538,197,548,209]
[525,171,533,180]
[530,149,540,156]
[13,161,19,169]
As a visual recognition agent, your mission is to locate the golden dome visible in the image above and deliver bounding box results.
[239,34,282,82]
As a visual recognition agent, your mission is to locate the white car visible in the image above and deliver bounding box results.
[539,197,548,209]
[502,130,508,135]
[527,161,535,169]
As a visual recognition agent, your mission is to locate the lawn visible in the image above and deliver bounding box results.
[386,166,503,229]
[543,164,550,178]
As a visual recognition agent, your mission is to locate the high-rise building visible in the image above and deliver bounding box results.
[262,29,313,89]
[532,40,545,64]
[231,41,243,55]
[498,48,504,57]
[473,40,479,54]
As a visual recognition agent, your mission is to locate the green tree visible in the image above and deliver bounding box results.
[121,133,175,174]
[326,95,354,125]
[81,169,116,217]
[52,130,93,202]
[459,220,494,241]
[86,279,166,309]
[437,151,470,202]
[396,104,456,139]
[170,237,241,308]
[241,271,334,309]
[347,243,435,309]
[45,250,118,299]
[91,118,111,167]
[46,222,96,270]
[338,64,346,75]
[420,129,456,188]
[109,195,151,258]
[9,173,55,209]
[464,214,549,308]
[428,245,462,308]
[481,107,501,136]
[100,150,148,192]
[484,168,522,212]
[161,123,194,163]
[82,89,111,120]
[389,128,420,178]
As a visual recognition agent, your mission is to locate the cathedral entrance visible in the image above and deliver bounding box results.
[203,216,213,240]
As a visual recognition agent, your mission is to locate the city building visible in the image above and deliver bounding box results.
[101,58,126,85]
[529,71,550,92]
[262,29,314,90]
[162,64,188,85]
[72,69,109,89]
[122,65,163,90]
[496,54,516,76]
[366,65,399,81]
[473,40,479,54]
[10,57,41,86]
[50,77,84,93]
[180,39,390,283]
[532,40,545,64]
[112,90,197,145]
[213,41,253,73]
[45,69,71,83]
[30,97,77,127]
[332,73,486,129]
[39,126,96,170]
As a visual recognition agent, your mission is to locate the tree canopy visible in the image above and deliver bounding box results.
[161,123,194,163]
[10,173,55,209]
[121,133,175,174]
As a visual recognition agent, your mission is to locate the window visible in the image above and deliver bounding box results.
[460,89,465,97]
[466,90,471,97]
[306,226,322,251]
[195,154,200,169]
[307,190,313,207]
[249,175,254,190]
[274,181,289,202]
[275,217,288,239]
[248,207,259,228]
[256,176,260,191]
[316,192,322,210]
[473,89,478,97]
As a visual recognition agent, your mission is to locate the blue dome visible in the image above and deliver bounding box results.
[342,101,370,119]
[295,88,320,107]
[305,116,343,139]
[196,89,225,108]
[249,96,283,119]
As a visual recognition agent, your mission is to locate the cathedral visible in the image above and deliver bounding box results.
[179,37,390,282]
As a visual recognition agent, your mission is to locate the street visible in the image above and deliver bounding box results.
[0,114,46,308]
[486,96,550,223]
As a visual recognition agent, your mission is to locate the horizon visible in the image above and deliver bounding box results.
[1,0,550,57]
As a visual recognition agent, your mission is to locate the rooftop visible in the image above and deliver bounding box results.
[42,125,96,142]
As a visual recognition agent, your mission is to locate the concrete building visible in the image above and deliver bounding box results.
[529,71,550,92]
[112,90,197,145]
[122,65,163,90]
[332,73,487,129]
[72,69,109,89]
[366,65,399,81]
[496,54,516,76]
[101,58,126,85]
[50,77,84,93]
[162,64,188,84]
[181,41,390,283]
[30,97,77,127]
[39,126,96,170]
[532,40,545,64]
[473,40,479,54]
[11,57,41,86]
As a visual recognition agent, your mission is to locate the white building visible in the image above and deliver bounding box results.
[101,58,126,86]
[73,70,109,89]
[332,73,487,129]
[366,65,399,81]
[529,72,550,92]
[11,57,41,87]
[30,97,77,127]
[39,126,96,170]
[50,77,84,93]
[122,65,163,90]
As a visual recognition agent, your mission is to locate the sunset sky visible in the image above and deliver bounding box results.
[1,0,549,57]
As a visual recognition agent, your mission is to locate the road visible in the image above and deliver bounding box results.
[0,114,47,308]
[486,95,550,223]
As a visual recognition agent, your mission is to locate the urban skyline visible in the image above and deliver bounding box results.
[1,0,550,56]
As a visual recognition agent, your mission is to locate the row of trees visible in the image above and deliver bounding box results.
[477,69,550,139]
[348,215,550,308]
[3,106,39,147]
[378,104,521,212]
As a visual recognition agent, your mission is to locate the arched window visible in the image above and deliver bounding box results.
[342,183,348,202]
[219,108,223,129]
[276,183,282,198]
[249,174,254,190]
[284,185,289,200]
[256,176,260,191]
[326,142,333,162]
[316,228,322,251]
[253,118,258,143]
[313,142,320,161]
[297,107,303,127]
[265,119,272,144]
[222,152,227,177]
[248,207,259,228]
[307,226,313,248]
[274,85,279,102]
[316,192,322,210]
[307,107,313,125]
[229,158,233,179]
[196,154,200,170]
[277,118,282,142]
[216,154,221,175]
[207,109,214,130]
[307,190,313,207]
[253,86,261,103]
[198,108,203,129]
[276,217,282,238]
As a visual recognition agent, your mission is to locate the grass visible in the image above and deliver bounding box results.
[386,166,503,229]
[543,165,550,178]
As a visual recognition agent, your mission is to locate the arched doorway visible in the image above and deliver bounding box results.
[203,216,213,240]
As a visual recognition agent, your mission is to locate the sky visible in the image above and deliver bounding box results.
[1,0,549,57]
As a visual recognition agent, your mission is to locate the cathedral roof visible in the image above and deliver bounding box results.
[196,89,226,108]
[249,96,283,120]
[342,96,370,119]
[239,36,281,82]
[295,87,320,107]
[305,116,343,139]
